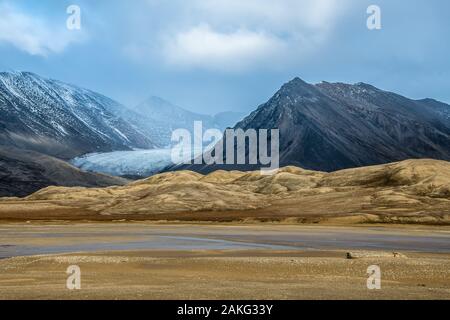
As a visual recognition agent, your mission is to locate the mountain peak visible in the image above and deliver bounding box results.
[283,77,310,88]
[230,77,450,172]
[145,96,171,105]
[0,70,36,78]
[276,77,318,99]
[354,82,379,91]
[136,96,189,116]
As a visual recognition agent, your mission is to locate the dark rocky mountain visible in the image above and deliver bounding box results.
[0,71,155,159]
[177,77,450,173]
[0,147,128,198]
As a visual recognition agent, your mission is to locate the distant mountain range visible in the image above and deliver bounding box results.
[179,77,450,173]
[0,72,243,157]
[2,71,450,197]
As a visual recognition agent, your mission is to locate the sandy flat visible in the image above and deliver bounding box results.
[1,249,449,300]
[1,223,450,258]
[0,223,449,300]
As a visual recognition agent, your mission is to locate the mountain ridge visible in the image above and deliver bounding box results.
[176,77,450,173]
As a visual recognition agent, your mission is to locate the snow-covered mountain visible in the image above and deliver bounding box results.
[0,71,155,159]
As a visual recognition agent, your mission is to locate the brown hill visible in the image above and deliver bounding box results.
[0,159,449,224]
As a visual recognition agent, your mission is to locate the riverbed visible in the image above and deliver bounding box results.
[1,223,449,259]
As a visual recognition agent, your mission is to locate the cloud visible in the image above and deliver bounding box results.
[163,25,287,72]
[0,3,83,56]
[156,0,352,72]
[191,0,344,31]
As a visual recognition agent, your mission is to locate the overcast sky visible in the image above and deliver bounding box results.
[0,0,449,114]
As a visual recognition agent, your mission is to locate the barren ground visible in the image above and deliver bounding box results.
[0,223,449,300]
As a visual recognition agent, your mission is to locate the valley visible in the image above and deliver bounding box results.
[1,0,449,302]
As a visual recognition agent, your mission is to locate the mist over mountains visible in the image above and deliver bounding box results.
[116,96,245,147]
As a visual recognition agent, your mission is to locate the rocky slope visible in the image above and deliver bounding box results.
[0,148,128,198]
[178,78,450,173]
[1,159,449,224]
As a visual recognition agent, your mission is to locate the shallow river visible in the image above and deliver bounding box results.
[1,224,449,259]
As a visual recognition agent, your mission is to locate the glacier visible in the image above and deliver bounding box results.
[71,148,205,177]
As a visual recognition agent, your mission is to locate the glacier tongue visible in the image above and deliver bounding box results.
[71,148,204,177]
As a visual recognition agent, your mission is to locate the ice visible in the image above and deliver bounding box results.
[71,147,204,177]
